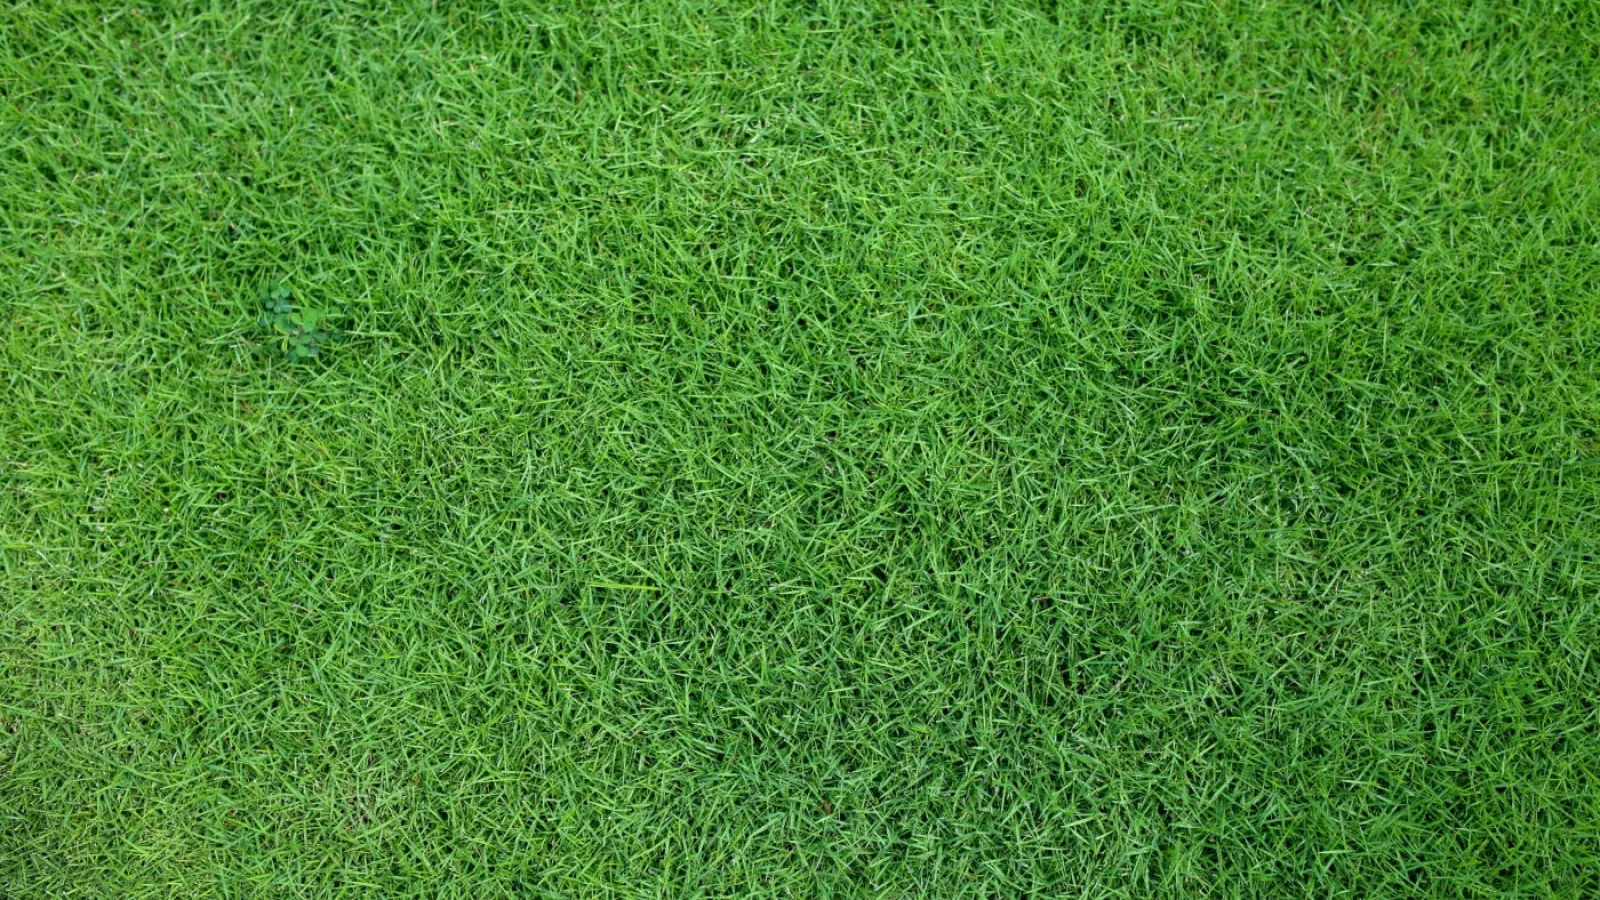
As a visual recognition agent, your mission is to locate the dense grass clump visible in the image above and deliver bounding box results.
[3,1,1599,895]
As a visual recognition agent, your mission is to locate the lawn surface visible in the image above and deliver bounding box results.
[4,1,1600,895]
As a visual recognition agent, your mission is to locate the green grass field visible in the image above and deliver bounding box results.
[4,1,1599,895]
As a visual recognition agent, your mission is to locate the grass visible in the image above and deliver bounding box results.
[3,0,1599,895]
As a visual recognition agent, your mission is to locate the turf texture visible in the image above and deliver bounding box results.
[3,1,1600,895]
